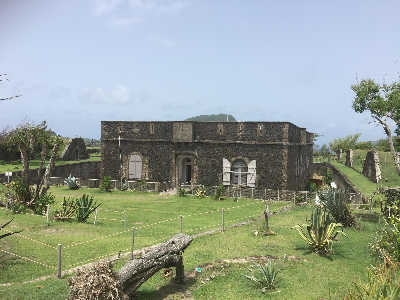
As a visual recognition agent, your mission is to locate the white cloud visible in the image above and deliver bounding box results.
[129,0,190,14]
[92,0,123,16]
[82,84,132,104]
[110,15,143,27]
[147,35,176,48]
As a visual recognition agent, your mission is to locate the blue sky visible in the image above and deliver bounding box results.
[1,0,399,145]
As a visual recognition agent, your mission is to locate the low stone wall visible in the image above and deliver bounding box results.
[0,161,101,184]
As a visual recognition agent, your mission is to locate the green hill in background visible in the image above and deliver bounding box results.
[185,114,237,122]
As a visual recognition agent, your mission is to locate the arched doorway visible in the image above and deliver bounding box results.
[129,154,142,179]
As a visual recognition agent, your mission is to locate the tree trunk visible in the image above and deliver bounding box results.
[117,233,193,297]
[382,121,400,176]
[19,144,31,203]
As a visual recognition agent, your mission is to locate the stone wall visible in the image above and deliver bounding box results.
[362,150,382,183]
[0,161,100,184]
[101,121,314,190]
[345,149,353,168]
[61,138,89,161]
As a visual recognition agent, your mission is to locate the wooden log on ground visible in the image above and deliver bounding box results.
[117,233,193,297]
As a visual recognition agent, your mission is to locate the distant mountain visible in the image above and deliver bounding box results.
[185,114,237,122]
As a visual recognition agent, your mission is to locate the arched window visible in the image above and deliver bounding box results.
[231,159,247,185]
[129,154,142,179]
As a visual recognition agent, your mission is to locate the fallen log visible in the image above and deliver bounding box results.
[117,233,193,296]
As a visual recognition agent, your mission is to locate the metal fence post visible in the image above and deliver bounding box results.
[180,215,183,233]
[131,227,135,260]
[277,189,280,201]
[46,205,50,226]
[57,244,62,278]
[94,208,98,225]
[222,208,225,232]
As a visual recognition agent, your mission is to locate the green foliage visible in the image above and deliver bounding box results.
[319,190,357,227]
[194,185,207,198]
[99,176,113,192]
[355,141,375,150]
[53,197,77,220]
[5,178,31,213]
[178,188,186,197]
[344,262,400,300]
[329,134,361,154]
[244,261,280,292]
[185,113,237,122]
[308,182,318,193]
[214,184,225,200]
[64,174,80,190]
[294,206,345,255]
[32,192,55,215]
[381,189,400,221]
[76,194,102,223]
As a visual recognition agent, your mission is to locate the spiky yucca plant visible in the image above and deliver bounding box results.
[319,190,357,227]
[76,194,102,223]
[244,260,280,292]
[64,174,80,190]
[294,206,345,255]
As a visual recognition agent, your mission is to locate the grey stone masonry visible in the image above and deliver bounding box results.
[345,149,353,168]
[362,150,382,183]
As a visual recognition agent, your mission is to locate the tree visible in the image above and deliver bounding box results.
[352,79,400,175]
[5,121,62,207]
[329,133,361,154]
[0,73,22,101]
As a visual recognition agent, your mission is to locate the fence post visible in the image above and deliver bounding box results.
[180,215,183,233]
[221,208,225,232]
[264,188,267,200]
[57,243,62,278]
[94,208,98,225]
[46,205,50,226]
[305,191,308,202]
[251,188,254,198]
[277,189,280,201]
[293,192,296,205]
[131,226,135,260]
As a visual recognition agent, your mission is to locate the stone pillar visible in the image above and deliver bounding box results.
[337,149,343,160]
[345,149,353,168]
[362,150,382,183]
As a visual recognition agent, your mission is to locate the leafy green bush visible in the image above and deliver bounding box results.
[6,178,32,205]
[53,197,77,221]
[33,192,55,215]
[294,206,345,255]
[370,216,400,263]
[381,188,400,221]
[76,194,102,223]
[64,174,80,190]
[194,185,207,198]
[214,184,225,200]
[100,176,113,192]
[344,262,400,300]
[244,261,280,292]
[178,188,186,197]
[308,182,318,193]
[319,190,357,227]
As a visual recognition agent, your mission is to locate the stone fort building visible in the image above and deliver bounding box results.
[101,121,314,190]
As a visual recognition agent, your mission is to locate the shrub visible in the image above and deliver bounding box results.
[319,190,357,227]
[53,197,77,221]
[369,216,400,263]
[64,174,80,190]
[214,184,225,200]
[100,176,113,192]
[194,185,207,198]
[294,206,345,255]
[76,194,102,223]
[308,182,318,193]
[178,188,186,197]
[381,188,400,221]
[344,261,400,300]
[5,178,32,207]
[33,192,55,215]
[244,260,280,292]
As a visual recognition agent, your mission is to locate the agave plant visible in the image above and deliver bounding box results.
[244,260,280,292]
[319,190,357,227]
[1,219,22,240]
[76,194,102,223]
[64,174,80,190]
[53,197,77,221]
[294,206,345,255]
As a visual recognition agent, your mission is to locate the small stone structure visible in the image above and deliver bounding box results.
[345,149,353,168]
[362,150,382,183]
[336,149,343,160]
[61,138,89,161]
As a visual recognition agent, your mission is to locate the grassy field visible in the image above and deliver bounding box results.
[0,153,101,174]
[0,185,381,299]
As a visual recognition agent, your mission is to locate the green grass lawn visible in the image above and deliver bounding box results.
[0,153,101,174]
[0,201,380,300]
[0,186,280,285]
